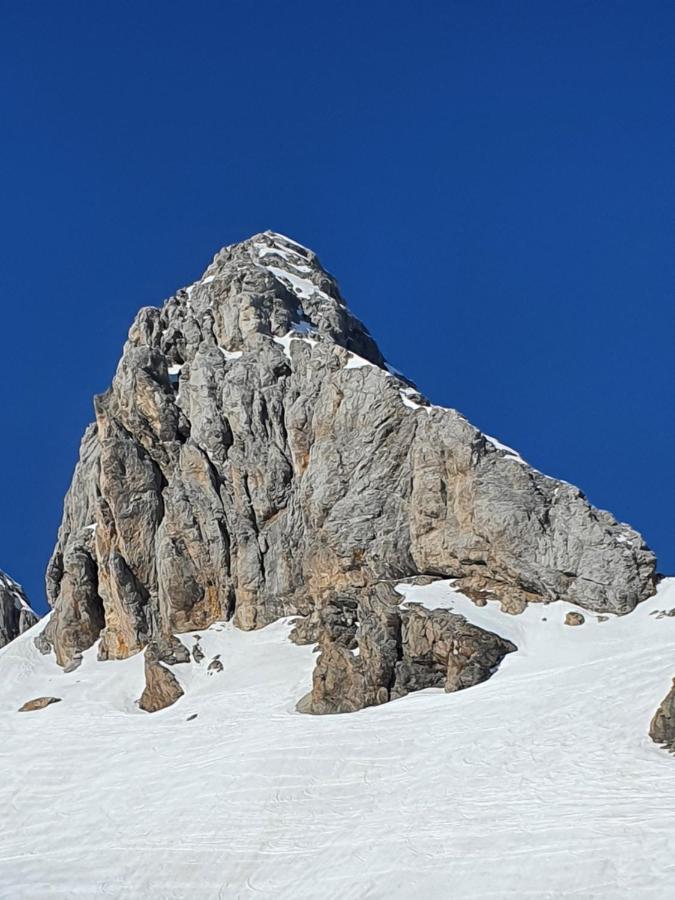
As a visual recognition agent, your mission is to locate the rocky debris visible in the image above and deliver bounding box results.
[186,713,198,721]
[565,612,585,626]
[650,608,675,619]
[19,696,61,712]
[650,680,675,751]
[0,570,39,649]
[207,657,223,675]
[597,615,609,623]
[38,230,658,714]
[138,641,185,712]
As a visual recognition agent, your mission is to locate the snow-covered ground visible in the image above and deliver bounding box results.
[2,579,675,899]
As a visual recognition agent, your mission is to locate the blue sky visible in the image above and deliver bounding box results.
[2,1,673,612]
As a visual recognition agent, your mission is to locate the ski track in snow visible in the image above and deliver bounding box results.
[1,580,675,898]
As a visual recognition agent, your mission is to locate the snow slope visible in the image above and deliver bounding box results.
[2,580,675,899]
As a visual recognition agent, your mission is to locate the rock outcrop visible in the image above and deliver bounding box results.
[18,696,61,713]
[138,640,186,713]
[295,588,516,715]
[650,680,675,751]
[38,231,657,713]
[0,570,38,649]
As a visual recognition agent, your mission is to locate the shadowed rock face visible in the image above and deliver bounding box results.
[38,231,657,713]
[293,585,517,715]
[0,570,38,649]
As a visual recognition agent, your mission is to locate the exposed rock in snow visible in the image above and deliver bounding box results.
[397,600,517,695]
[651,678,675,751]
[293,581,516,714]
[207,657,224,675]
[0,569,38,648]
[37,231,657,715]
[18,695,61,712]
[137,635,190,712]
[138,648,185,713]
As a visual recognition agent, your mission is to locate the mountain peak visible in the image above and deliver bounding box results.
[40,235,656,716]
[126,231,385,371]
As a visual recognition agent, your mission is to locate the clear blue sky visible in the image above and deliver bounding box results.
[2,1,673,612]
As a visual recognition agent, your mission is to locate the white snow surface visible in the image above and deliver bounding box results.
[483,432,527,464]
[344,350,392,372]
[265,266,326,302]
[398,386,427,411]
[259,232,312,254]
[2,579,675,898]
[219,347,243,361]
[400,391,422,410]
[273,324,318,359]
[253,243,311,272]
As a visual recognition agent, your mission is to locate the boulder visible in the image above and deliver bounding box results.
[19,697,61,712]
[138,641,186,713]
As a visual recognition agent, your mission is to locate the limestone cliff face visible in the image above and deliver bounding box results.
[0,570,38,648]
[38,231,657,712]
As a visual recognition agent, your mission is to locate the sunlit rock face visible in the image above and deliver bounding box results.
[39,231,657,712]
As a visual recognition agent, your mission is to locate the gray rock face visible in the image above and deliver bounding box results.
[650,680,675,751]
[0,570,38,649]
[39,230,657,713]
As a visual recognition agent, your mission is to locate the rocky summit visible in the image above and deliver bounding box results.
[0,570,38,649]
[37,231,657,714]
